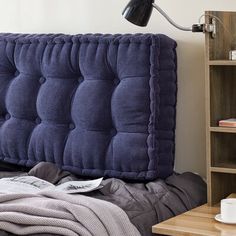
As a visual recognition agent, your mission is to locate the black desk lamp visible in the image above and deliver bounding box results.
[122,0,216,38]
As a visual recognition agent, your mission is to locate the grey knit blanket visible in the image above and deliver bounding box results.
[0,190,141,236]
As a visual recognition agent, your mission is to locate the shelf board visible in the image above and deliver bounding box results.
[211,167,236,174]
[210,126,236,133]
[208,60,236,66]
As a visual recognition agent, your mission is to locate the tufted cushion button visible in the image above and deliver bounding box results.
[113,78,120,86]
[5,113,11,120]
[39,77,46,84]
[69,123,75,130]
[35,117,41,124]
[110,128,117,136]
[78,76,84,83]
[14,71,20,77]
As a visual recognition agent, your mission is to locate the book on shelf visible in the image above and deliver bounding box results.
[219,118,236,127]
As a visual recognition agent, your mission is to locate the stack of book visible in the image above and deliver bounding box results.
[219,118,236,127]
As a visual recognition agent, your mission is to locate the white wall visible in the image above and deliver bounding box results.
[0,0,236,177]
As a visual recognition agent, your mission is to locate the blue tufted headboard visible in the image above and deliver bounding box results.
[0,33,177,180]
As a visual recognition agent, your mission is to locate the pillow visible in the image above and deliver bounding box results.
[0,33,177,180]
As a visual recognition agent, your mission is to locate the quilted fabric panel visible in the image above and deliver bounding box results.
[0,33,177,180]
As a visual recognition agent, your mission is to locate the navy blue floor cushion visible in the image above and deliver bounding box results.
[0,33,177,180]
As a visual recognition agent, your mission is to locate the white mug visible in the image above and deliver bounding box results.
[221,198,236,222]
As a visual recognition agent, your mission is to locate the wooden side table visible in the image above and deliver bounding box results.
[152,204,236,236]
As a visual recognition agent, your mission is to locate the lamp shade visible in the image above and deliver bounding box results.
[122,0,154,27]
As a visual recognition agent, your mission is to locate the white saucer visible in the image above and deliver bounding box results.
[215,214,236,224]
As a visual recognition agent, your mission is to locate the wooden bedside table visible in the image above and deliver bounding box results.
[152,204,236,236]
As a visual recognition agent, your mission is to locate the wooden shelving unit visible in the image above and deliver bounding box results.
[205,11,236,205]
[208,60,236,66]
[210,127,236,133]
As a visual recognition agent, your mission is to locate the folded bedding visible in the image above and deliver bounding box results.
[0,191,140,236]
[0,162,207,236]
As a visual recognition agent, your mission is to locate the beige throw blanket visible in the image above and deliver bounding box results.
[0,190,141,236]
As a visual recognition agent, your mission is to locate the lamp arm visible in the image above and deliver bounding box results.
[152,3,192,31]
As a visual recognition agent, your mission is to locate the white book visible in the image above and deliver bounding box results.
[0,176,103,194]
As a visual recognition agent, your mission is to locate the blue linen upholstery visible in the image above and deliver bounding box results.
[0,33,177,180]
